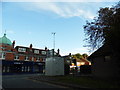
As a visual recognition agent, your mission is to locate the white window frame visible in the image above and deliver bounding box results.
[34,50,39,54]
[14,55,19,61]
[49,50,53,56]
[0,52,5,60]
[36,57,40,62]
[25,56,29,61]
[41,51,46,55]
[32,57,34,61]
[42,58,46,62]
[18,48,26,52]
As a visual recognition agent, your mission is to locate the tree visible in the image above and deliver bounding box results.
[72,53,83,59]
[72,53,88,59]
[84,2,120,53]
[82,53,88,59]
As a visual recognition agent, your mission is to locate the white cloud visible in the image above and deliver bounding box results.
[19,2,96,19]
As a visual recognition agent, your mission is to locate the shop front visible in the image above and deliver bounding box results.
[2,60,45,75]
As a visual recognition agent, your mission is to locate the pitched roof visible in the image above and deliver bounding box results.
[0,34,12,45]
[88,44,113,60]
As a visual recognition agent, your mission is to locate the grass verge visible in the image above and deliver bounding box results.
[50,75,120,88]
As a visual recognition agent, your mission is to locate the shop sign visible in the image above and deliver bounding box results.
[14,62,23,64]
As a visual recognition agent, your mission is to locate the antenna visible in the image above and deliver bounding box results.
[4,29,7,36]
[52,32,56,50]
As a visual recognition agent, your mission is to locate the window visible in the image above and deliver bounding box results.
[43,58,46,62]
[34,50,39,54]
[0,53,2,58]
[18,48,26,52]
[25,56,29,61]
[14,55,19,60]
[32,57,34,61]
[0,52,5,59]
[41,51,46,55]
[30,49,32,52]
[104,56,111,62]
[36,57,40,62]
[2,66,5,72]
[54,52,57,55]
[50,50,53,56]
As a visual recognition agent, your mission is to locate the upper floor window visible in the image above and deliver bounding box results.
[14,55,19,60]
[43,58,46,62]
[32,57,34,61]
[34,50,39,54]
[36,57,40,62]
[41,51,46,55]
[25,56,29,60]
[49,50,53,56]
[18,48,26,52]
[104,56,111,62]
[0,52,5,59]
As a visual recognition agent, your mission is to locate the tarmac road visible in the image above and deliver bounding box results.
[2,74,69,89]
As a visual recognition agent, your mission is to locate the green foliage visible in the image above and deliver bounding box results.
[72,53,88,59]
[84,2,120,52]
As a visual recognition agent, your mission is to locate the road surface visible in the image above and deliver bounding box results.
[2,74,68,89]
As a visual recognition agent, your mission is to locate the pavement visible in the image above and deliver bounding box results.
[28,75,93,90]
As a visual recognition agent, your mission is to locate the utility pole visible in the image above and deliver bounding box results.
[52,32,56,50]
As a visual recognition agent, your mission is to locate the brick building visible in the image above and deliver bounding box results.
[0,34,60,74]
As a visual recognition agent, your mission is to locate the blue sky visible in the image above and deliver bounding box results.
[1,0,118,55]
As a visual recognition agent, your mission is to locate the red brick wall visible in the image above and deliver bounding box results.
[29,57,32,61]
[81,58,90,65]
[34,58,36,62]
[40,58,43,62]
[5,53,14,60]
[0,44,13,51]
[19,56,25,61]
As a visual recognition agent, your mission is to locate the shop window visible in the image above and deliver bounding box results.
[7,66,10,72]
[2,66,5,72]
[28,66,30,72]
[22,66,24,72]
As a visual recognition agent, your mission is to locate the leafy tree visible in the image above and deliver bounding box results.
[82,53,88,59]
[72,53,82,59]
[84,2,120,53]
[72,53,88,59]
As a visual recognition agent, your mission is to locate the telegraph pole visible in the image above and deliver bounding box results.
[52,32,56,50]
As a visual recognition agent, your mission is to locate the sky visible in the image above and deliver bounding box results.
[0,0,119,56]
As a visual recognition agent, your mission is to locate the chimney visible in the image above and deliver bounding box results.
[30,44,33,49]
[69,53,71,57]
[57,48,60,55]
[12,40,15,48]
[52,49,54,57]
[45,47,47,50]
